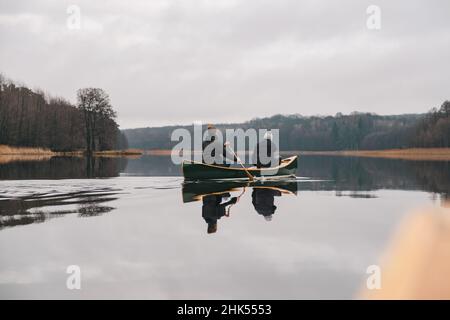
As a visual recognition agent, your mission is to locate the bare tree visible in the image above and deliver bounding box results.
[76,88,117,154]
[0,75,125,152]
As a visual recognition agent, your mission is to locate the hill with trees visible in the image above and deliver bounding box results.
[414,101,450,148]
[122,112,417,151]
[123,101,450,151]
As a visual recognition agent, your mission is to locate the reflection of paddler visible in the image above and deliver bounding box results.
[251,188,282,221]
[202,193,237,234]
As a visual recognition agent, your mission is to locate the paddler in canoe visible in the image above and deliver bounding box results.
[252,131,280,169]
[203,125,280,168]
[202,124,237,167]
[183,125,296,181]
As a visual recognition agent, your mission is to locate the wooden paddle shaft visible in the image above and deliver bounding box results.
[225,144,254,181]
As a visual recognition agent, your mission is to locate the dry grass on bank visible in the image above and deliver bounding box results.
[294,148,450,161]
[0,154,53,164]
[3,145,450,161]
[0,145,143,163]
[145,149,174,156]
[0,145,55,155]
[94,149,143,157]
[145,148,450,161]
[0,145,57,164]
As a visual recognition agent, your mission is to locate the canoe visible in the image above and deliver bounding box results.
[182,155,298,181]
[182,179,298,203]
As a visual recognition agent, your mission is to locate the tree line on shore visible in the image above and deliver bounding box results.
[124,101,450,151]
[1,73,448,152]
[414,101,450,148]
[0,74,127,153]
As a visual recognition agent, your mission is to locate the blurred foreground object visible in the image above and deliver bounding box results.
[362,204,450,299]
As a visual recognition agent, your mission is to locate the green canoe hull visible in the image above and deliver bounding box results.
[182,156,298,181]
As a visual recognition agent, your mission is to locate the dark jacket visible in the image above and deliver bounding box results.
[253,138,280,168]
[202,136,236,166]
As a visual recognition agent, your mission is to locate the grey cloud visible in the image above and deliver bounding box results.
[0,0,449,128]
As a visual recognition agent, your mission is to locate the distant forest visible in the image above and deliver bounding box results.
[0,74,127,152]
[124,101,450,151]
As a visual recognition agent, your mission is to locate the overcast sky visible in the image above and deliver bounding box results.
[0,0,449,128]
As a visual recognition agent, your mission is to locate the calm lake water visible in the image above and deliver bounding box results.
[0,155,449,299]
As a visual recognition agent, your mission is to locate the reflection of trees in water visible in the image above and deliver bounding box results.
[85,156,127,178]
[0,156,127,180]
[413,161,450,201]
[127,155,450,198]
[0,189,119,230]
[122,155,179,176]
[125,155,450,197]
[299,156,450,197]
[78,203,115,217]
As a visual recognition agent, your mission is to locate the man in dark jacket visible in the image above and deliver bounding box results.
[202,124,236,167]
[253,131,280,168]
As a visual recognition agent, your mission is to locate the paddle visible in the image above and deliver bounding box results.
[224,142,254,181]
[226,186,248,216]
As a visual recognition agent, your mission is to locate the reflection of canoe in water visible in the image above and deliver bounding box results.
[182,179,298,203]
[182,156,298,181]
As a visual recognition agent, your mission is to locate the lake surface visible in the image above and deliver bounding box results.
[0,155,449,299]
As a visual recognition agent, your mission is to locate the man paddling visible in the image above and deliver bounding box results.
[202,124,236,167]
[253,131,280,168]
